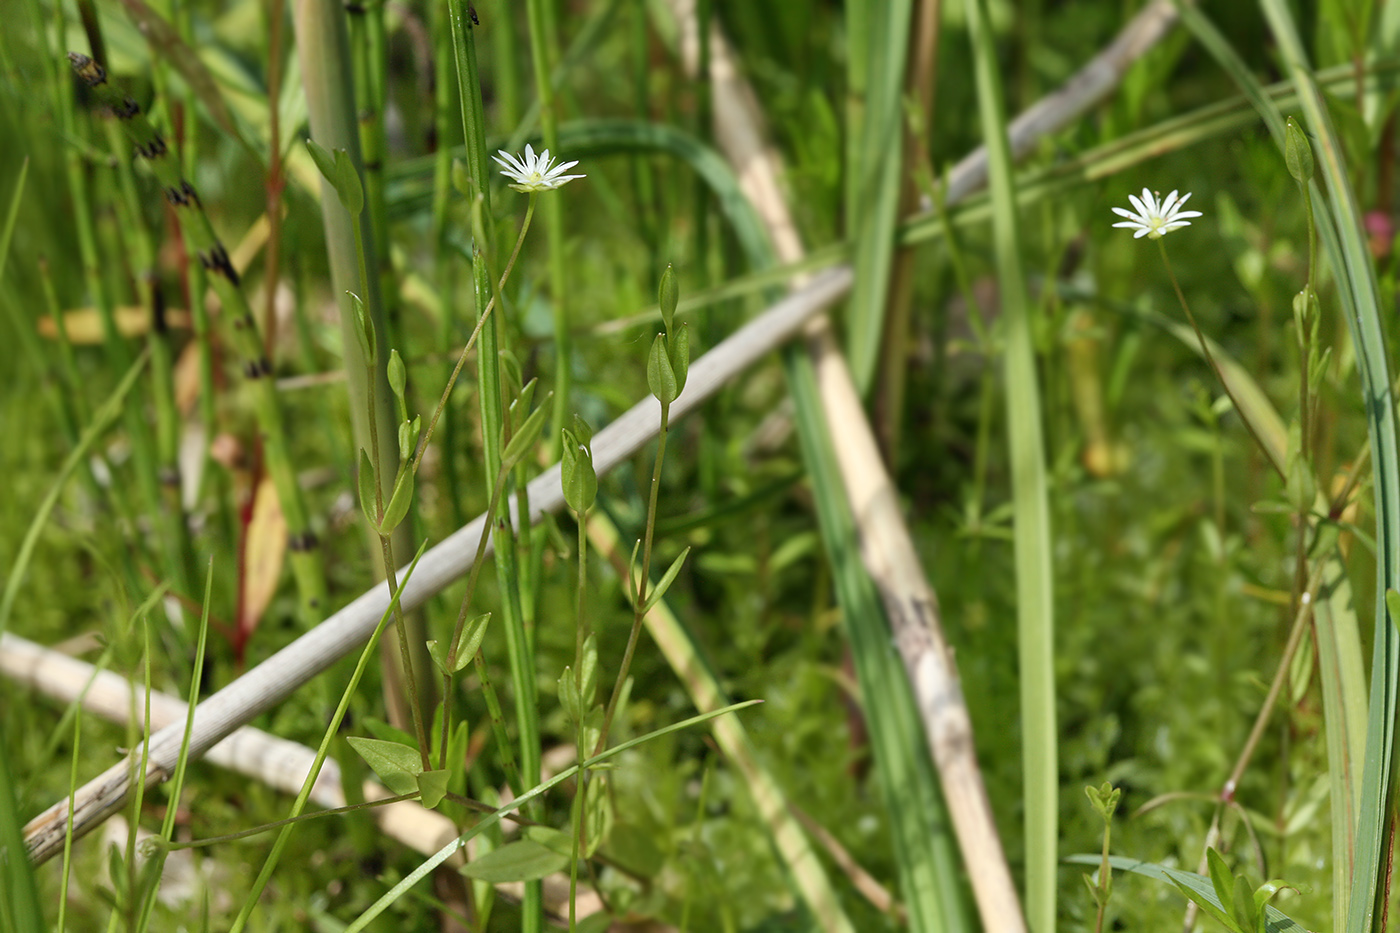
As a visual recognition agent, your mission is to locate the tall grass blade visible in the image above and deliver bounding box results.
[784,345,966,933]
[965,0,1057,928]
[844,0,912,393]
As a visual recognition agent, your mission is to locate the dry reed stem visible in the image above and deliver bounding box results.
[669,1,1181,929]
[19,267,852,866]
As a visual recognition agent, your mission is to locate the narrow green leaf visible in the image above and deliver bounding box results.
[0,719,41,933]
[560,428,597,514]
[461,839,569,883]
[1064,856,1308,931]
[345,736,422,796]
[454,613,492,671]
[387,349,407,408]
[658,262,678,332]
[1231,875,1258,933]
[379,467,415,534]
[1168,879,1240,932]
[579,633,598,706]
[335,148,364,216]
[558,667,580,722]
[349,290,375,363]
[642,547,692,613]
[1285,116,1314,182]
[357,448,380,529]
[501,391,552,471]
[668,323,690,396]
[1207,848,1235,910]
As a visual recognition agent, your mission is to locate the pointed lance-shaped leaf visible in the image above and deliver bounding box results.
[647,332,678,405]
[1285,117,1314,184]
[398,415,421,463]
[658,262,678,333]
[452,612,492,671]
[558,666,580,723]
[349,290,376,364]
[579,632,599,705]
[501,391,552,471]
[335,148,364,217]
[345,736,423,796]
[642,546,692,613]
[668,323,690,396]
[1230,875,1257,933]
[387,349,408,419]
[451,157,472,198]
[379,466,415,534]
[560,427,597,514]
[306,138,342,203]
[357,448,380,529]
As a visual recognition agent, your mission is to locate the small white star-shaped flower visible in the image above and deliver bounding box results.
[1111,188,1202,239]
[493,144,585,192]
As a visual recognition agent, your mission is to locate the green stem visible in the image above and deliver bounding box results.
[598,401,670,751]
[1157,238,1285,483]
[523,0,570,457]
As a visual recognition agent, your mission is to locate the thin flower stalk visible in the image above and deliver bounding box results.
[1111,187,1283,481]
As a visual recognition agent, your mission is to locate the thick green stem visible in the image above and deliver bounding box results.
[294,0,433,723]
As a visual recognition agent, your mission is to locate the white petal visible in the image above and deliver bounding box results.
[1133,227,1151,238]
[1172,210,1203,220]
[1128,193,1150,218]
[1160,189,1181,214]
[1111,206,1142,220]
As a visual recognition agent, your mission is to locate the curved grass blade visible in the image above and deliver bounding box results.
[845,0,912,393]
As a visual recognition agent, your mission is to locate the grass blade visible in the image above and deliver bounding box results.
[845,0,912,392]
[965,0,1058,928]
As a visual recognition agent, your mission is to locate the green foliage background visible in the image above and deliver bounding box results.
[2,0,1398,929]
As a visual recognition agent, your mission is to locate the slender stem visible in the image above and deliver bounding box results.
[439,469,510,768]
[598,401,670,751]
[1157,239,1285,481]
[350,203,431,771]
[414,198,536,475]
[569,504,590,933]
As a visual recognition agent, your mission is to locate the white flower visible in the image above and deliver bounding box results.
[1111,188,1202,239]
[493,144,585,192]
